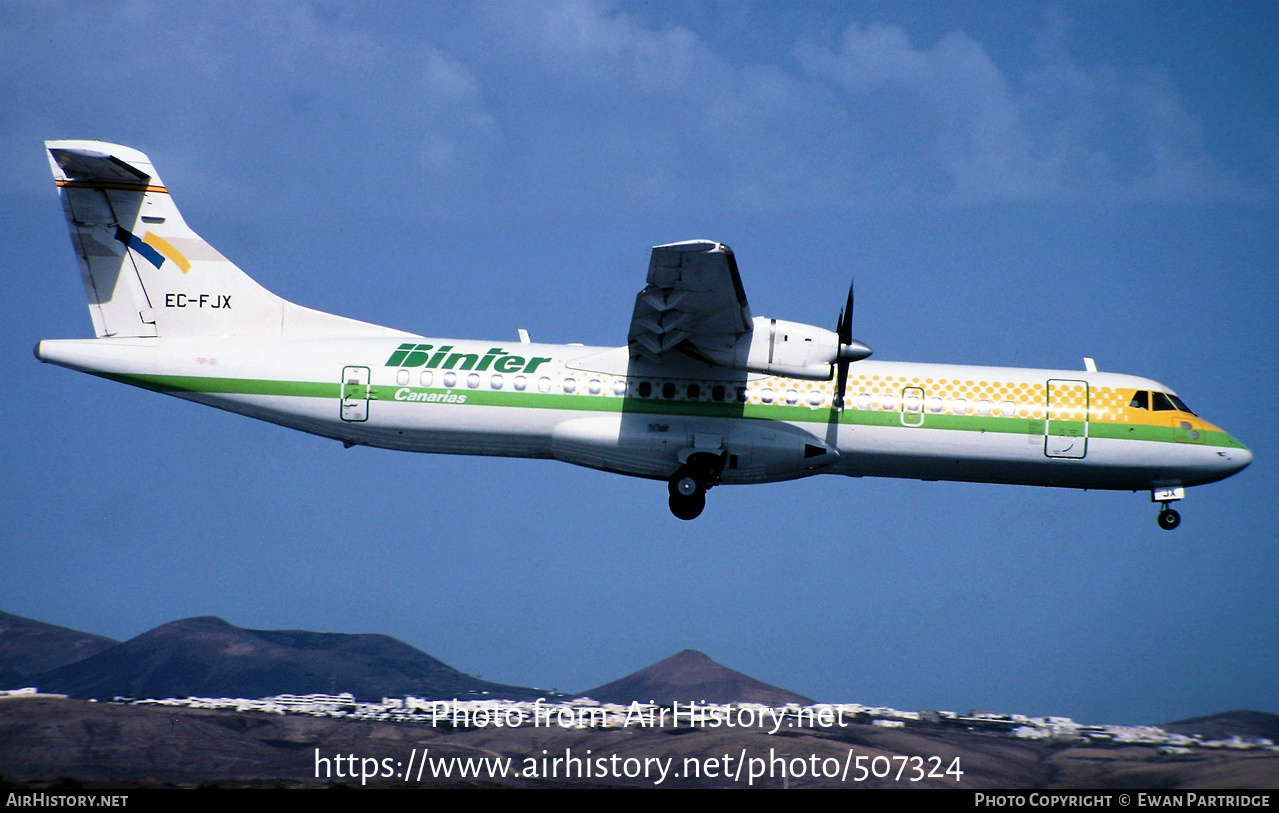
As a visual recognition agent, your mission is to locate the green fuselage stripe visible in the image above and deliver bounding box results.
[100,372,339,399]
[98,372,1245,449]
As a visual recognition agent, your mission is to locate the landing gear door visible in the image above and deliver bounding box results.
[1045,378,1088,459]
[341,366,370,422]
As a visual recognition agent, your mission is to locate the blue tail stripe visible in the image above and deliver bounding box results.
[114,227,165,269]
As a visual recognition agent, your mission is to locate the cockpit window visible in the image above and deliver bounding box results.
[1151,391,1176,411]
[1167,394,1196,415]
[1129,390,1149,410]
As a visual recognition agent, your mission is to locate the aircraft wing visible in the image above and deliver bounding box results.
[627,240,753,366]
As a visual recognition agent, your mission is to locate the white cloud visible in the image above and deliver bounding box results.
[0,1,1263,211]
[482,2,1259,208]
[418,48,500,174]
[793,17,1258,205]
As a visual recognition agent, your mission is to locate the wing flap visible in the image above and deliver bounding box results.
[627,240,752,366]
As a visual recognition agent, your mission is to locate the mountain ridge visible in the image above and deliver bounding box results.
[0,610,118,688]
[6,611,1276,732]
[20,614,554,702]
[581,648,814,706]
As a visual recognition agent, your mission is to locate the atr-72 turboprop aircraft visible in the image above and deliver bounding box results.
[36,141,1251,527]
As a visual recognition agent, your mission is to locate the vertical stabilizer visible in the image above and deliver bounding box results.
[45,140,407,339]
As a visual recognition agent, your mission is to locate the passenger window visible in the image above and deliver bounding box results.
[736,387,748,403]
[443,372,457,388]
[513,375,527,391]
[712,384,725,401]
[588,379,601,395]
[613,380,626,396]
[396,369,409,386]
[420,371,433,387]
[1152,391,1176,411]
[563,378,577,394]
[467,373,480,389]
[537,376,551,393]
[638,381,652,398]
[490,374,503,390]
[662,382,676,399]
[1129,390,1149,410]
[687,383,700,400]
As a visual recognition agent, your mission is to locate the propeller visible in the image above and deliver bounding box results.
[833,280,872,411]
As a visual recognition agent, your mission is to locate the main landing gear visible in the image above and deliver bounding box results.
[667,452,726,521]
[668,476,706,521]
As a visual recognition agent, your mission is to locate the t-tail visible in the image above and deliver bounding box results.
[43,140,405,339]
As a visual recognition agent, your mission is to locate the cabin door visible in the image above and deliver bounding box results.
[341,366,370,422]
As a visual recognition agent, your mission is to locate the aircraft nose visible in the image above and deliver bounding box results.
[1216,440,1252,477]
[1231,444,1253,473]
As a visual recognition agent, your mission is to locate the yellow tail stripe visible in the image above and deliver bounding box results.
[141,231,192,273]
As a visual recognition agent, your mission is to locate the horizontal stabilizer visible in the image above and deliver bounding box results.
[49,147,151,185]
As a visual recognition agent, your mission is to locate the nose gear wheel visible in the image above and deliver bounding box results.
[1157,507,1180,530]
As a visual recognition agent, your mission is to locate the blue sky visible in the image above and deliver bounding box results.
[2,2,1276,726]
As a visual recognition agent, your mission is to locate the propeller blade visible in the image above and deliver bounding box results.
[834,356,850,411]
[838,282,854,346]
[833,279,869,411]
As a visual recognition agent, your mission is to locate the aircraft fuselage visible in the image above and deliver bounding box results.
[36,334,1250,495]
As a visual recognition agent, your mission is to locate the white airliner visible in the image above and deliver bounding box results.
[36,141,1251,527]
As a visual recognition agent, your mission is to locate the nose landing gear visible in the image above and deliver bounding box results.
[1152,486,1185,531]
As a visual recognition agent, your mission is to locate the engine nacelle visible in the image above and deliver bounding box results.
[737,317,839,380]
